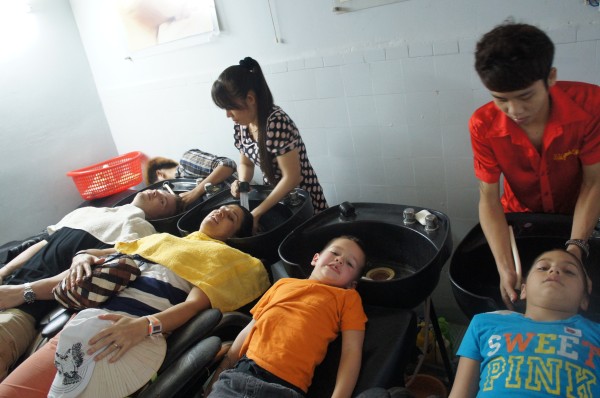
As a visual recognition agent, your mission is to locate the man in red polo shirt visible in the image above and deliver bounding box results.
[470,22,600,309]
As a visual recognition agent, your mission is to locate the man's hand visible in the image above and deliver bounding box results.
[498,267,519,310]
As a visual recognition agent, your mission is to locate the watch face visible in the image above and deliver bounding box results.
[24,289,35,304]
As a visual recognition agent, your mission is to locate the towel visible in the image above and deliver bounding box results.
[115,232,270,312]
[47,204,155,244]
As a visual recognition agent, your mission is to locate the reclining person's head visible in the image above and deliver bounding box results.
[520,249,590,316]
[199,204,253,241]
[309,235,367,289]
[131,189,183,220]
[146,157,179,185]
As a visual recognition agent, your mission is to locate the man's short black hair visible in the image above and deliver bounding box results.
[475,22,554,92]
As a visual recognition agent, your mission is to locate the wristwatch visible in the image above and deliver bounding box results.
[23,282,36,304]
[146,315,163,336]
[565,239,590,259]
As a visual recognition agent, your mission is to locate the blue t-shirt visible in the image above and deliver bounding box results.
[457,311,600,397]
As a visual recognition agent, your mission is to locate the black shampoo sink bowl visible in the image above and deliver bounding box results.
[113,178,199,235]
[177,186,314,265]
[450,213,600,320]
[278,202,452,309]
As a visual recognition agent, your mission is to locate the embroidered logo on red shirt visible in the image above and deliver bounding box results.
[553,149,580,161]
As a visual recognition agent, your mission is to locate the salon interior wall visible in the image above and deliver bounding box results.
[72,0,599,322]
[0,0,116,244]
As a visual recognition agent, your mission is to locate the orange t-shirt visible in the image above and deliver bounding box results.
[240,278,367,393]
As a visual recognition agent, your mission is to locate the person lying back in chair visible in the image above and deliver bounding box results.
[207,235,368,398]
[146,149,238,207]
[449,249,600,397]
[0,189,182,381]
[0,204,270,398]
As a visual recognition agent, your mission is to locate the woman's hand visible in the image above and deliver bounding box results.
[250,211,262,235]
[67,254,105,290]
[87,313,148,363]
[230,180,241,198]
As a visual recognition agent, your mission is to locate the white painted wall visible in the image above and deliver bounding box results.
[0,0,116,243]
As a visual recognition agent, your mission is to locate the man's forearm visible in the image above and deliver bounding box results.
[568,163,600,258]
[479,196,514,275]
[571,171,600,241]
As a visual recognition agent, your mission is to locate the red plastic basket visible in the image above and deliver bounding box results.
[67,151,143,200]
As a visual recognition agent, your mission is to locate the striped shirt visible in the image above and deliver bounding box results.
[176,149,238,186]
[102,256,192,317]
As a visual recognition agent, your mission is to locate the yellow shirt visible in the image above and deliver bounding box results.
[115,232,270,312]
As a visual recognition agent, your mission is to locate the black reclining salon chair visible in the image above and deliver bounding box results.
[271,261,417,397]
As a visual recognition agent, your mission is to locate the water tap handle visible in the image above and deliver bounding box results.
[339,202,356,219]
[403,208,416,224]
[287,190,302,206]
[425,214,439,232]
[162,181,175,195]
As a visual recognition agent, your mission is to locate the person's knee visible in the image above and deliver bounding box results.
[0,309,36,380]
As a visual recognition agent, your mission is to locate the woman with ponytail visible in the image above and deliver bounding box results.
[212,57,328,233]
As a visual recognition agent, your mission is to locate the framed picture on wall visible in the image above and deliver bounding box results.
[117,0,219,56]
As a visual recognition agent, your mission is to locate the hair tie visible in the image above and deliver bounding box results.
[239,57,255,72]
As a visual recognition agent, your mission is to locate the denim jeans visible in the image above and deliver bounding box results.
[209,358,304,398]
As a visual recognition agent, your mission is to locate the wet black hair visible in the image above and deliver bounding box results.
[172,195,185,217]
[475,22,554,92]
[236,205,254,238]
[203,202,254,238]
[211,57,278,185]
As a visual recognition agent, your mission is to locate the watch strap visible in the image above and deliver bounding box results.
[565,239,590,258]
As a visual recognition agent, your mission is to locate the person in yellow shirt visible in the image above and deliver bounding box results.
[0,204,270,397]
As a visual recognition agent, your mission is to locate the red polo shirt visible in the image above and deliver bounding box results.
[470,81,600,214]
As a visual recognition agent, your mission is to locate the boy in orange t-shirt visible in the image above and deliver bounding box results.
[207,236,367,398]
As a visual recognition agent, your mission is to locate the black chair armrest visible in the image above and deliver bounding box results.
[160,308,222,373]
[41,307,73,339]
[210,311,252,342]
[137,335,222,398]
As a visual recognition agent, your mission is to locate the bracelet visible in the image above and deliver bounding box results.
[565,239,590,258]
[74,250,89,257]
[146,315,163,336]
